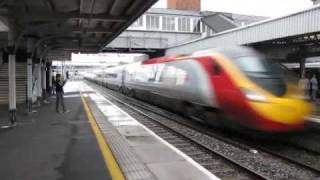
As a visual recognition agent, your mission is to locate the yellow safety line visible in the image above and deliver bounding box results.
[81,96,125,180]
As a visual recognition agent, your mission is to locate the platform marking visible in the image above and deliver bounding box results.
[81,96,125,180]
[92,91,219,180]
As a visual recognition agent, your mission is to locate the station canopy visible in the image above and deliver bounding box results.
[0,0,157,60]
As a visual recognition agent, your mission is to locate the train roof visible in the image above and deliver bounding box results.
[142,55,184,65]
[142,46,259,65]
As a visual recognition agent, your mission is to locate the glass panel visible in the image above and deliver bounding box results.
[162,16,167,30]
[132,17,143,27]
[178,18,182,31]
[192,18,201,32]
[146,15,151,30]
[169,17,175,31]
[146,15,159,30]
[186,18,190,32]
[233,57,273,73]
[155,16,159,29]
[177,17,191,32]
[163,16,175,31]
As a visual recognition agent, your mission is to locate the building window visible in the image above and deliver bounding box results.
[131,17,143,27]
[192,18,201,33]
[162,16,175,31]
[146,15,160,30]
[178,17,191,32]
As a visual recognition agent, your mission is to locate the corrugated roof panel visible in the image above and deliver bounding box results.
[0,0,158,54]
[166,5,320,55]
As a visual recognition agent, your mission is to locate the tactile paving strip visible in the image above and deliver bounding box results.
[86,95,156,180]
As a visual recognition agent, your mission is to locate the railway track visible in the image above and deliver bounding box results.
[86,80,320,179]
[283,131,320,155]
[113,87,320,174]
[244,136,320,173]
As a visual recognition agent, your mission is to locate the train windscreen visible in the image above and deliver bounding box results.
[233,56,289,96]
[233,56,273,73]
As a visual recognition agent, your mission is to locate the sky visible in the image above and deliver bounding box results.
[153,0,314,17]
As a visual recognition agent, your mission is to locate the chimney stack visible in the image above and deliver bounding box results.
[167,0,201,11]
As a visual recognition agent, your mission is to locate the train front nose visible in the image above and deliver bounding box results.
[246,92,314,131]
[243,74,314,131]
[238,76,313,131]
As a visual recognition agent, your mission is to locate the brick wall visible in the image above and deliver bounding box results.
[167,0,200,11]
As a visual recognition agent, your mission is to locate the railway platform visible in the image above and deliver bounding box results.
[0,82,112,180]
[0,81,218,180]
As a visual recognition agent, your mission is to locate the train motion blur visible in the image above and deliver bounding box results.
[85,46,313,132]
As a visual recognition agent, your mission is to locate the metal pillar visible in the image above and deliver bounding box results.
[48,66,52,95]
[41,60,49,104]
[27,58,33,112]
[35,63,42,106]
[8,53,16,124]
[7,21,17,125]
[0,51,3,65]
[42,61,46,99]
[27,38,34,113]
[300,58,306,78]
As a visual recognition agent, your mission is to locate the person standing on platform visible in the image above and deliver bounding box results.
[55,74,69,113]
[310,74,318,101]
[299,73,310,100]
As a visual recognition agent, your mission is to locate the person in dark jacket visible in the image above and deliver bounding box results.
[55,74,69,113]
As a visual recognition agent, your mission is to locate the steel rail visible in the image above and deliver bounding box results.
[88,81,272,180]
[88,80,320,176]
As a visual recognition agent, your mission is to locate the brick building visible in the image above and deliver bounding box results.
[168,0,200,11]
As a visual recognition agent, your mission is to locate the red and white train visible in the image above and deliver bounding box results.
[86,46,313,132]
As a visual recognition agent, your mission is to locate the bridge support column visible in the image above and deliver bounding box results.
[8,52,16,125]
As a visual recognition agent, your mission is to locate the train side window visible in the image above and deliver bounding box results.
[146,65,158,82]
[175,68,187,85]
[159,65,177,85]
[213,63,222,75]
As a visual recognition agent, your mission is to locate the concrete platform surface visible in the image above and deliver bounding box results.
[81,82,219,180]
[0,81,111,180]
